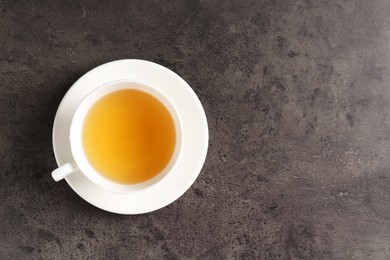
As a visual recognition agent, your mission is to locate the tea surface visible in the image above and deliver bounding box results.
[83,89,176,184]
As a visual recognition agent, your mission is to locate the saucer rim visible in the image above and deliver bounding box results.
[52,59,209,214]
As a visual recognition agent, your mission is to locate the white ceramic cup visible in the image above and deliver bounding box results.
[51,79,183,193]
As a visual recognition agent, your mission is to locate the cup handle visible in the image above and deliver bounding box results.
[51,162,78,182]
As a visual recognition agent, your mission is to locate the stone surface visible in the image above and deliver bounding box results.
[1,0,390,259]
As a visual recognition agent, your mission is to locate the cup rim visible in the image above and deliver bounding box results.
[69,79,183,193]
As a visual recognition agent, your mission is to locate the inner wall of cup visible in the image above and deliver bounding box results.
[70,80,182,193]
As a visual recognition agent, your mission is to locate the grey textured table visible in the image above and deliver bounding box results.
[1,0,390,259]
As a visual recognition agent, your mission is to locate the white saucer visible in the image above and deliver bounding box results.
[52,59,209,214]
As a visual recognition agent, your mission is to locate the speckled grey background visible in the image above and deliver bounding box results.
[1,0,390,259]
